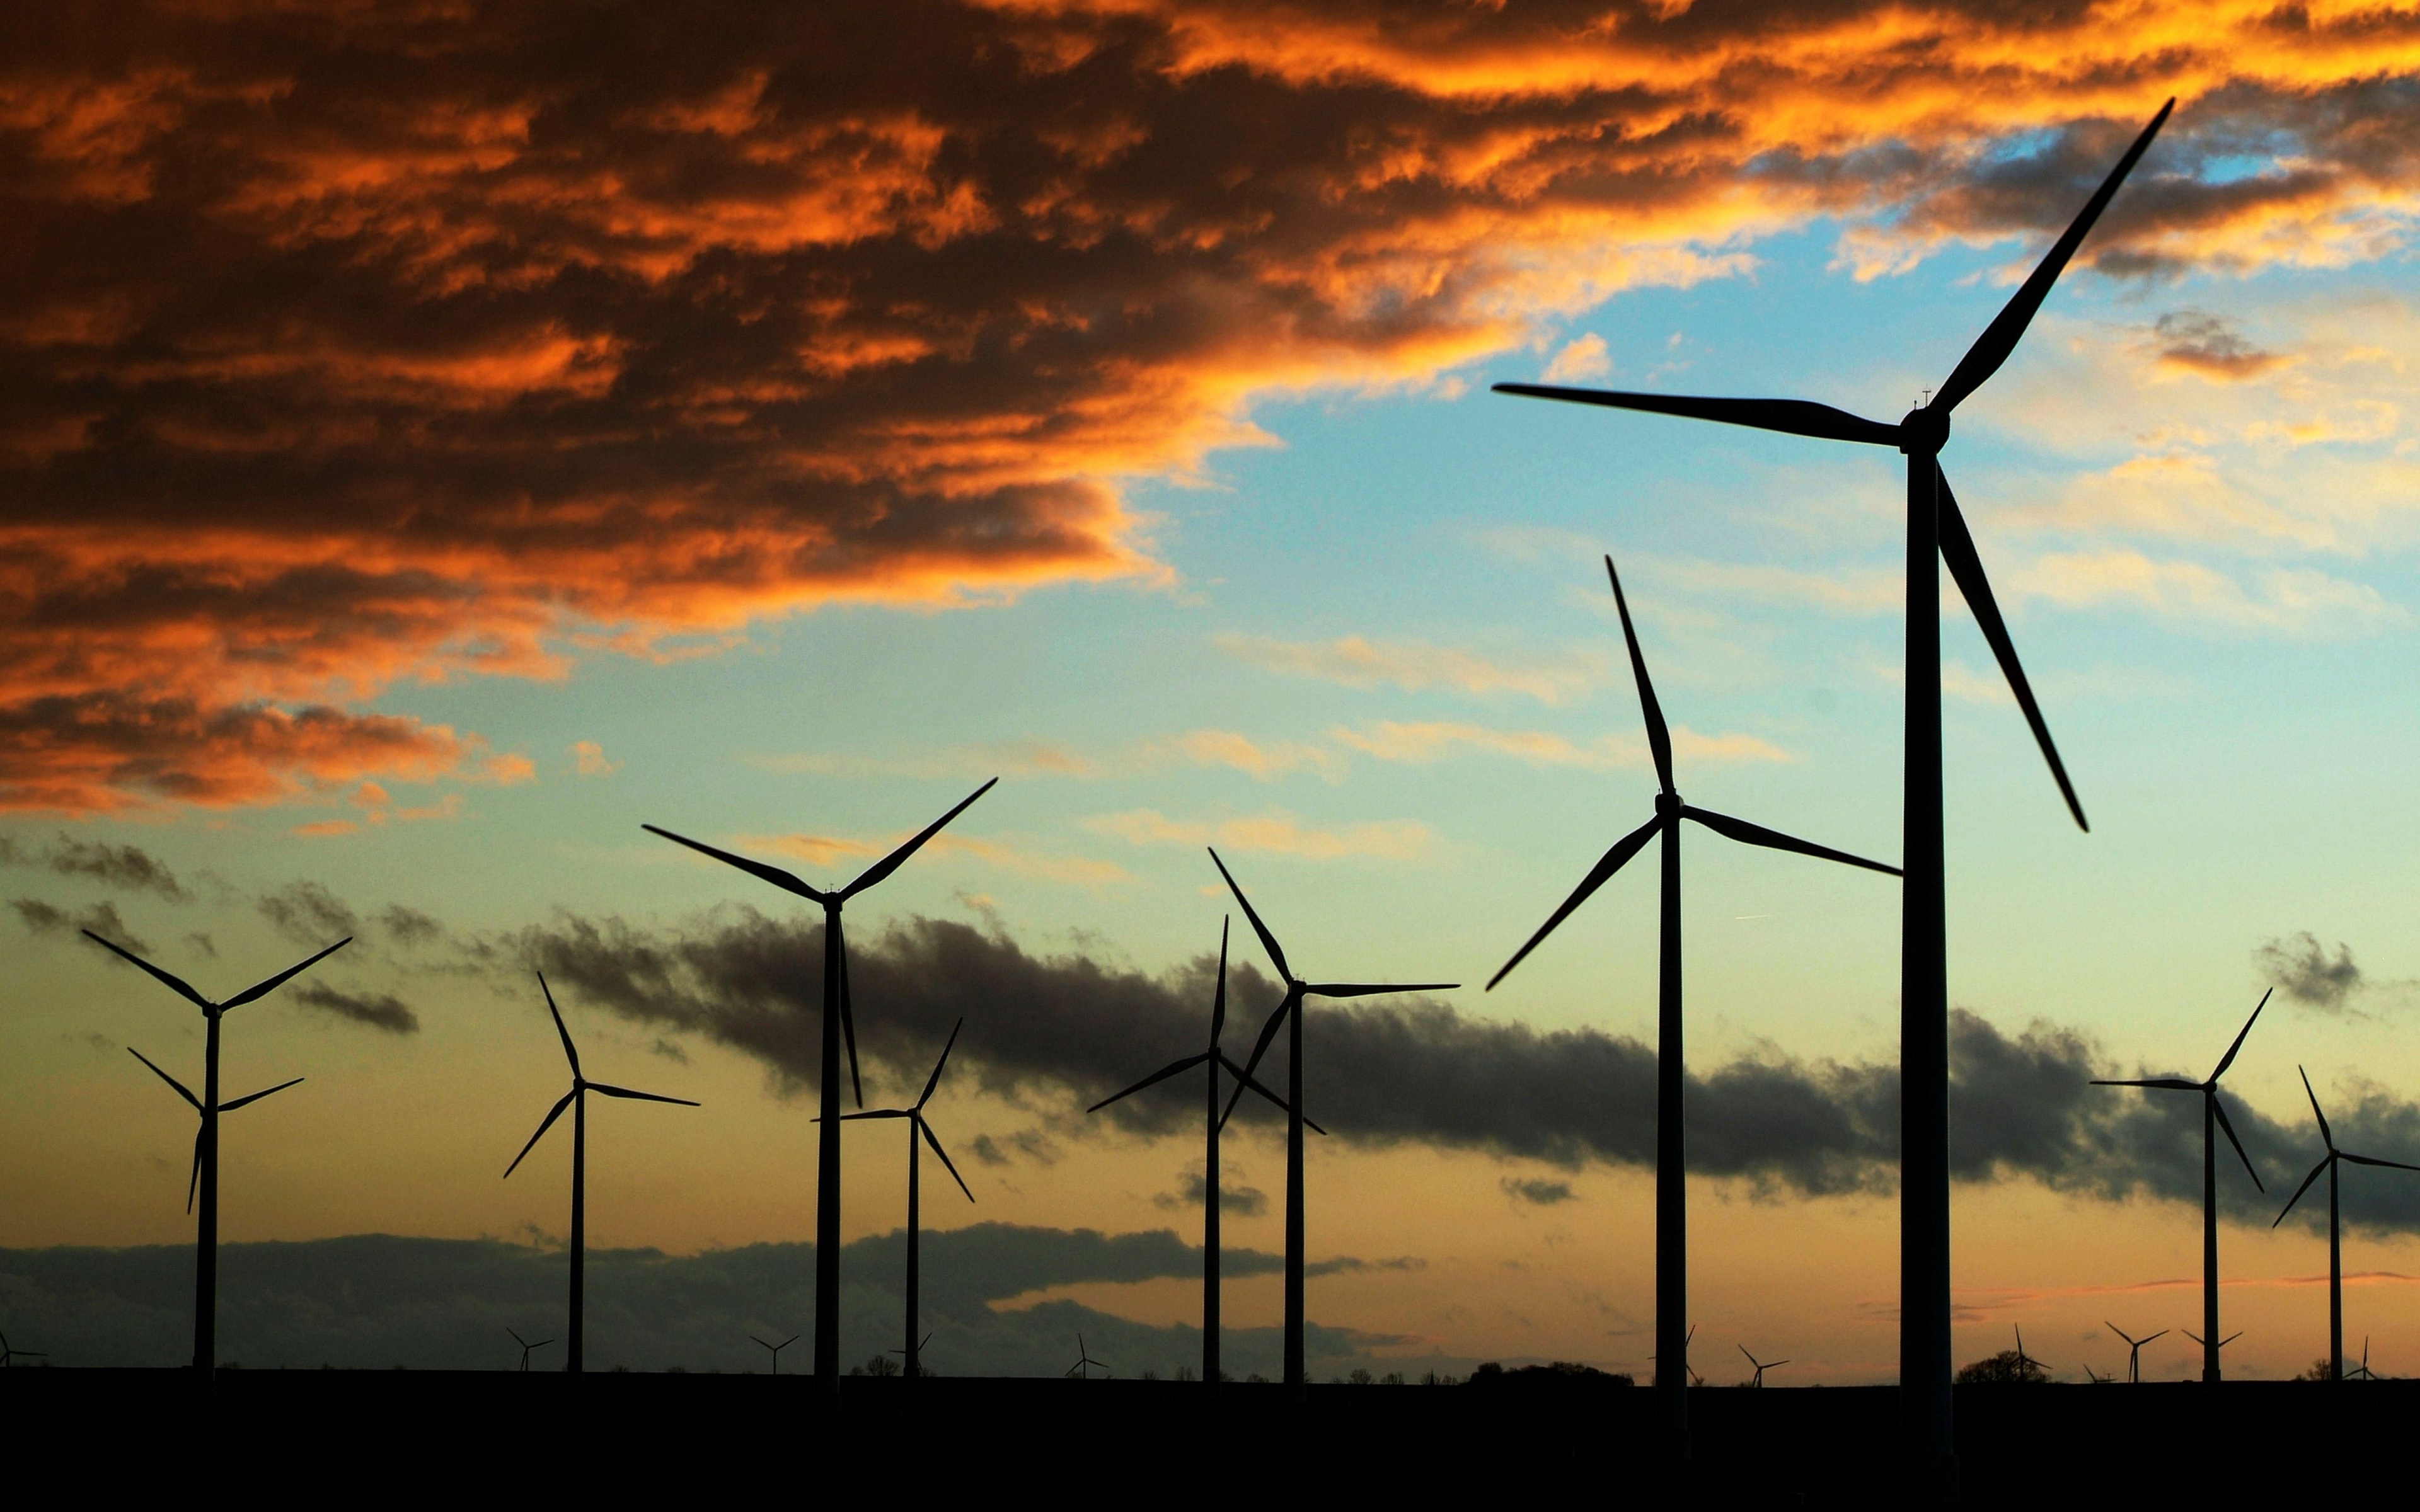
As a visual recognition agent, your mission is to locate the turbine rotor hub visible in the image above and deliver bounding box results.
[1899,405,1950,455]
[1654,790,1682,817]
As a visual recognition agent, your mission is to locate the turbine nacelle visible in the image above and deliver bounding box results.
[1898,406,1949,456]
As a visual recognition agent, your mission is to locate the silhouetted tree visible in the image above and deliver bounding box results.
[1956,1351,2048,1384]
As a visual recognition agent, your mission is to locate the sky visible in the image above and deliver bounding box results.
[6,0,2420,1382]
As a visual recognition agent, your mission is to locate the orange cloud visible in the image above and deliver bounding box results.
[3,1,2416,809]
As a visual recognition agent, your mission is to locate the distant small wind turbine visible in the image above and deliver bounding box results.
[646,778,994,1388]
[840,1018,975,1378]
[2181,1327,2242,1372]
[751,1332,799,1375]
[1066,1334,1109,1380]
[504,971,697,1373]
[2104,1322,2168,1384]
[2273,1066,2420,1383]
[2012,1326,2046,1380]
[1738,1345,1789,1388]
[0,1332,45,1368]
[1488,554,1898,1452]
[2092,989,2271,1382]
[1088,919,1313,1390]
[1651,1324,1703,1386]
[2083,1363,2111,1384]
[84,929,348,1381]
[2347,1337,2377,1382]
[507,1327,553,1373]
[1496,100,2174,1470]
[1211,849,1455,1402]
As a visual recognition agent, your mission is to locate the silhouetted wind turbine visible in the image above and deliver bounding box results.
[504,971,696,1373]
[751,1332,799,1375]
[1651,1323,1703,1386]
[83,929,347,1382]
[507,1327,552,1373]
[2272,1067,2420,1383]
[2182,1327,2240,1371]
[1738,1346,1788,1388]
[645,777,994,1388]
[2012,1326,2046,1380]
[2092,989,2269,1382]
[1496,101,2173,1473]
[1066,1334,1109,1380]
[0,1332,44,1368]
[1489,554,1898,1452]
[2104,1322,2167,1384]
[2347,1337,2377,1382]
[1211,849,1455,1402]
[2083,1363,2111,1384]
[1087,919,1313,1390]
[840,1018,975,1379]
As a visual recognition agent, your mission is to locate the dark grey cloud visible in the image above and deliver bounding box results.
[502,907,2420,1235]
[0,1227,1447,1378]
[2259,932,2363,1012]
[12,895,147,953]
[378,905,444,948]
[1503,1178,1576,1206]
[1156,1169,1268,1218]
[2151,309,2284,379]
[288,980,418,1034]
[255,881,360,947]
[0,833,189,899]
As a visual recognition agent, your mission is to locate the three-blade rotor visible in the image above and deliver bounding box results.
[127,1046,303,1213]
[505,973,698,1179]
[2091,989,2270,1191]
[2274,1065,2420,1227]
[840,1018,977,1201]
[85,929,353,1014]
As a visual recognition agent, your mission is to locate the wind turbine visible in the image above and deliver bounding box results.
[2104,1322,2168,1384]
[2182,1327,2241,1373]
[507,1327,553,1373]
[1489,553,1899,1452]
[1211,849,1455,1401]
[1495,100,2174,1471]
[2347,1338,2377,1382]
[0,1332,45,1368]
[1738,1346,1788,1388]
[839,1018,975,1379]
[1066,1334,1109,1380]
[2092,989,2270,1382]
[2272,1067,2420,1383]
[2083,1364,2111,1384]
[1087,919,1315,1390]
[1651,1323,1703,1386]
[83,929,348,1381]
[645,777,994,1387]
[751,1332,799,1375]
[2012,1326,2046,1381]
[503,971,696,1373]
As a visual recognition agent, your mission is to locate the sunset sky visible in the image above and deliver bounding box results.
[7,0,2420,1382]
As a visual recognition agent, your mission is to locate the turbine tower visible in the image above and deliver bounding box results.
[84,929,349,1382]
[2273,1067,2420,1382]
[1211,849,1455,1401]
[841,1018,976,1378]
[1488,553,1898,1454]
[645,777,994,1388]
[2104,1322,2167,1384]
[2092,989,2269,1382]
[504,972,697,1373]
[1088,919,1313,1389]
[1494,100,2172,1474]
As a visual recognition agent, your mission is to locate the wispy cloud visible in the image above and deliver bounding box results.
[740,831,1131,888]
[753,729,1342,784]
[1083,808,1431,862]
[1540,333,1610,383]
[1215,634,1606,704]
[1330,721,1786,770]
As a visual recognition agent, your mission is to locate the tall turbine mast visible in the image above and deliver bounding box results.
[1494,101,2172,1484]
[645,777,996,1389]
[84,929,349,1385]
[1211,850,1454,1402]
[2273,1067,2420,1382]
[1487,553,1897,1458]
[841,1018,976,1378]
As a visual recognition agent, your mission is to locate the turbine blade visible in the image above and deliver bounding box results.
[219,1076,304,1113]
[221,936,353,1009]
[587,1083,700,1106]
[1492,384,1901,447]
[2338,1152,2420,1173]
[126,1047,202,1109]
[1604,554,1672,795]
[1305,982,1458,999]
[1085,1054,1211,1113]
[1933,99,2176,415]
[1209,918,1229,1046]
[1207,849,1289,985]
[840,778,999,899]
[2212,988,2272,1080]
[187,1125,203,1214]
[2299,1065,2333,1151]
[1935,467,2087,830]
[1680,805,1902,877]
[836,920,862,1109]
[2089,1077,2201,1091]
[642,825,829,903]
[1226,1052,1319,1133]
[1220,990,1298,1128]
[537,972,581,1078]
[1487,814,1662,990]
[918,1116,976,1202]
[836,1108,913,1121]
[2211,1094,2264,1191]
[504,1089,578,1179]
[918,1017,965,1110]
[83,931,211,1010]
